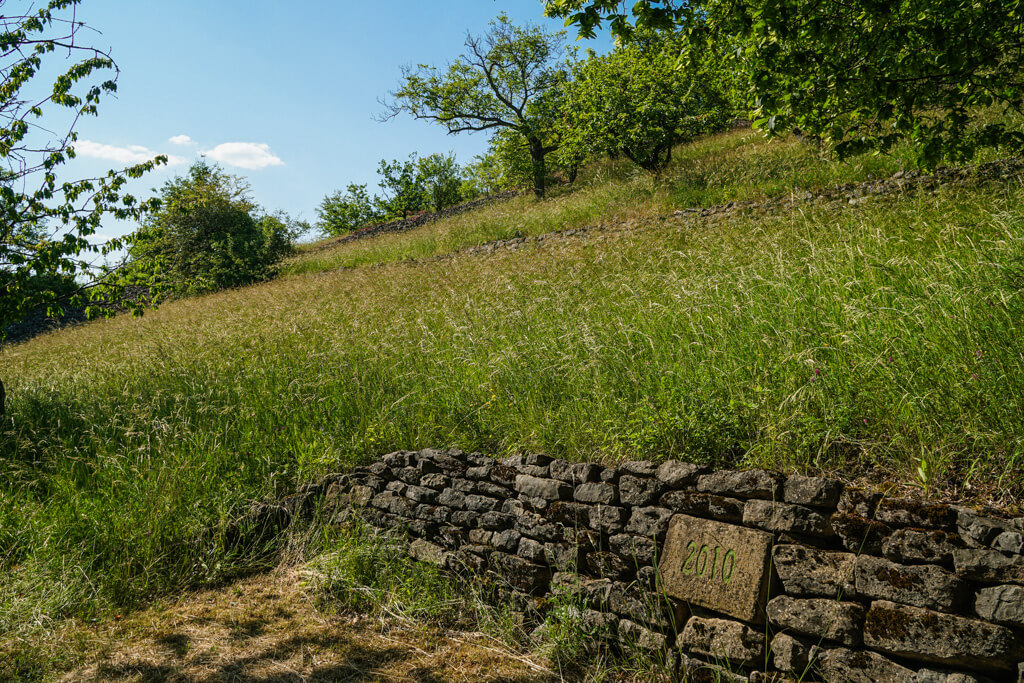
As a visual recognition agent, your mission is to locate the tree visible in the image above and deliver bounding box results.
[559,32,733,173]
[416,152,463,212]
[316,183,380,237]
[0,0,164,337]
[376,155,427,219]
[382,14,568,198]
[125,161,295,296]
[543,0,1024,165]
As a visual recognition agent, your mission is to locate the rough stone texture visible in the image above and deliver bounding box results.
[994,530,1024,554]
[956,507,1012,548]
[697,469,780,499]
[831,512,892,554]
[609,534,658,566]
[588,504,629,533]
[816,647,916,682]
[743,499,833,537]
[770,633,819,674]
[305,448,1024,681]
[660,491,745,523]
[465,464,493,481]
[655,461,706,488]
[606,581,683,629]
[679,655,749,683]
[477,511,514,530]
[492,529,521,553]
[585,551,633,581]
[772,545,856,598]
[517,537,545,563]
[437,488,466,509]
[954,548,1024,584]
[882,528,962,566]
[855,555,966,612]
[574,482,618,505]
[875,497,958,530]
[620,460,659,477]
[619,475,665,506]
[679,617,766,668]
[783,475,843,508]
[544,542,579,572]
[419,473,450,490]
[545,501,591,528]
[408,539,445,566]
[661,515,773,623]
[514,474,572,501]
[975,584,1024,627]
[765,596,865,647]
[488,552,551,594]
[624,506,673,540]
[617,618,667,651]
[864,600,1024,673]
[837,487,882,517]
[915,670,992,683]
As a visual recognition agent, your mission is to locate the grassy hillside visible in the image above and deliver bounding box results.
[3,127,1024,676]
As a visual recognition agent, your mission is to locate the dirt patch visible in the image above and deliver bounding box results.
[36,569,550,682]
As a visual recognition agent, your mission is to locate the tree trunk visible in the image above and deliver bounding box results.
[528,137,547,199]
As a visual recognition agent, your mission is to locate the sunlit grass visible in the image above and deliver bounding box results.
[3,127,1024,662]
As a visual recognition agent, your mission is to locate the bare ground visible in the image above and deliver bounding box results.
[17,569,552,683]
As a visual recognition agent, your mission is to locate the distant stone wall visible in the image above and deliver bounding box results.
[279,448,1024,682]
[330,191,521,245]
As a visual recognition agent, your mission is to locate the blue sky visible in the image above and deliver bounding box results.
[58,0,610,243]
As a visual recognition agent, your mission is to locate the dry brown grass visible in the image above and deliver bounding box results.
[27,568,549,682]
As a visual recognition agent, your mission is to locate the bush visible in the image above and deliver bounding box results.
[126,162,296,297]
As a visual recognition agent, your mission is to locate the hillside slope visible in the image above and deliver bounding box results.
[3,127,1024,678]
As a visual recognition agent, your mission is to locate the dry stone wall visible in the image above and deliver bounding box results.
[285,448,1024,681]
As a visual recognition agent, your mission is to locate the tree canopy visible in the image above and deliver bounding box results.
[558,32,733,173]
[544,0,1024,165]
[125,162,295,297]
[382,14,568,198]
[0,0,164,336]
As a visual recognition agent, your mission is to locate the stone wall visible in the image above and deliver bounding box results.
[329,191,521,245]
[284,448,1024,682]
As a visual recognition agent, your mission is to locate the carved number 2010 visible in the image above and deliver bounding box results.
[681,541,736,584]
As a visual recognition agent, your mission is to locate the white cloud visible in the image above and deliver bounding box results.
[168,134,195,146]
[75,139,186,166]
[202,142,284,170]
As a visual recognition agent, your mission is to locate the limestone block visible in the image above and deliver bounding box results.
[679,616,766,668]
[574,482,619,505]
[765,595,865,647]
[864,600,1024,673]
[882,528,962,566]
[624,506,673,541]
[743,499,833,538]
[655,460,706,489]
[954,548,1024,584]
[659,491,745,523]
[660,515,773,623]
[514,474,572,501]
[855,555,966,612]
[875,497,957,530]
[619,475,665,506]
[772,545,856,599]
[831,511,892,554]
[697,469,781,499]
[975,584,1024,627]
[816,647,916,682]
[782,475,843,507]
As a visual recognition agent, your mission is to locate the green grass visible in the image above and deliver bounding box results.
[3,128,1024,669]
[284,128,918,276]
